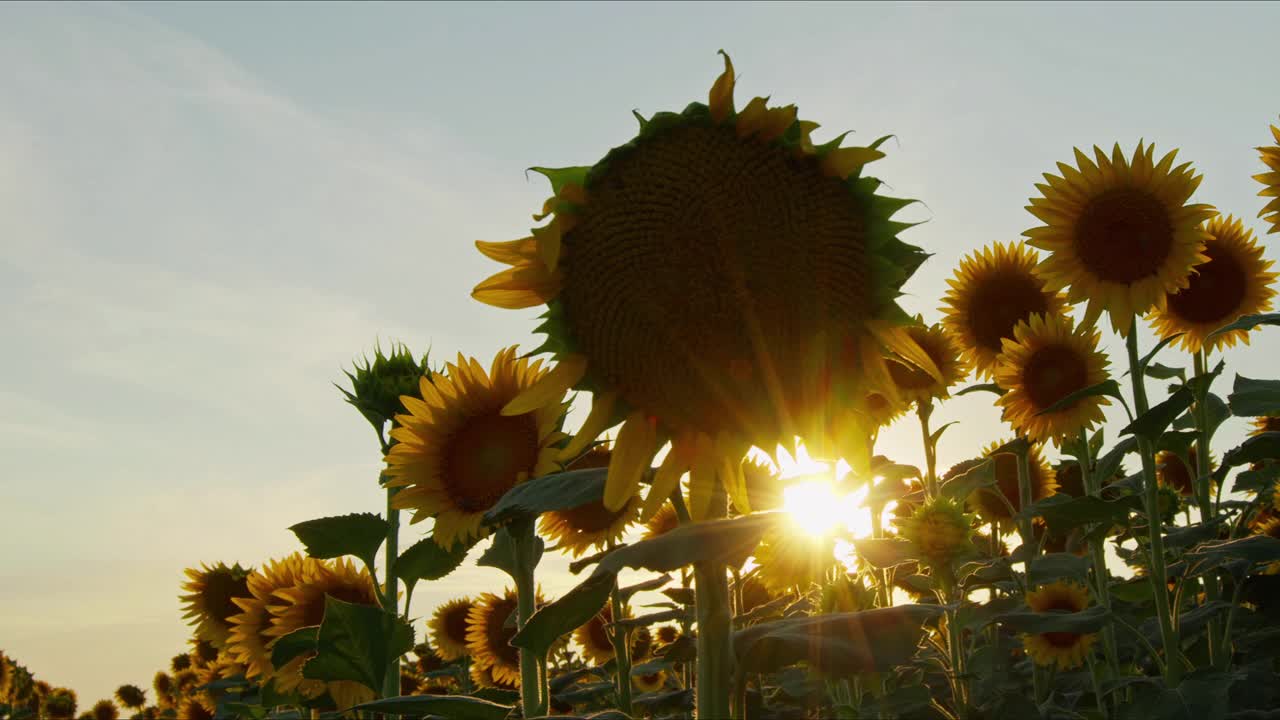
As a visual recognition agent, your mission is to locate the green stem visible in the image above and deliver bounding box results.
[1014,444,1035,561]
[608,580,634,716]
[1078,431,1118,713]
[511,522,547,716]
[382,485,401,699]
[694,561,733,720]
[1126,327,1182,687]
[919,400,939,498]
[1192,350,1223,667]
[945,589,969,719]
[870,509,892,608]
[1217,579,1244,670]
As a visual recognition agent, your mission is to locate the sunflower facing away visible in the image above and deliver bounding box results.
[91,699,118,720]
[1257,119,1280,234]
[941,241,1068,378]
[176,697,214,720]
[539,445,641,557]
[472,52,942,522]
[468,588,543,687]
[226,553,316,681]
[897,496,974,571]
[470,663,519,691]
[887,319,970,404]
[993,313,1110,445]
[1148,214,1276,353]
[731,457,784,515]
[428,596,476,662]
[179,562,252,650]
[384,347,569,546]
[960,442,1057,525]
[1025,142,1216,334]
[114,685,146,711]
[1021,581,1097,670]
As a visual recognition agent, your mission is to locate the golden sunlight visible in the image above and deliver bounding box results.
[760,442,879,542]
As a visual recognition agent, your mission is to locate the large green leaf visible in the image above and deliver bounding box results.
[1206,312,1280,343]
[301,596,414,692]
[619,574,672,601]
[853,538,919,569]
[1023,494,1138,535]
[1028,552,1091,585]
[1233,463,1280,495]
[992,605,1110,634]
[1034,379,1123,416]
[270,626,318,668]
[733,605,941,675]
[288,513,387,570]
[482,467,608,526]
[1184,535,1280,576]
[477,523,543,580]
[939,458,996,503]
[1119,669,1236,720]
[1121,386,1193,441]
[1094,437,1137,486]
[1223,432,1280,470]
[1136,333,1185,376]
[1228,376,1280,418]
[396,536,471,587]
[510,572,613,658]
[589,513,784,576]
[1146,363,1186,381]
[1173,393,1231,439]
[348,695,513,720]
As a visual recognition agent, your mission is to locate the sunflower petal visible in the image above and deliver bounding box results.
[560,391,620,460]
[870,321,944,384]
[709,50,735,123]
[604,411,658,511]
[642,436,693,522]
[501,354,586,416]
[476,237,537,266]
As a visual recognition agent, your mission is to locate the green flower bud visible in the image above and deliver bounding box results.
[337,341,432,432]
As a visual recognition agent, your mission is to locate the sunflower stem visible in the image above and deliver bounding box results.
[693,485,733,718]
[919,400,939,498]
[608,579,634,716]
[1014,443,1035,562]
[511,521,548,716]
[1192,350,1224,668]
[1126,326,1182,687]
[381,484,401,700]
[1077,430,1117,716]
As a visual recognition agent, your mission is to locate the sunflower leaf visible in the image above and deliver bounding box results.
[992,604,1110,634]
[1118,668,1237,720]
[852,538,919,568]
[303,596,414,692]
[269,626,318,668]
[586,513,784,577]
[396,536,472,591]
[1034,379,1123,417]
[510,571,613,659]
[1145,363,1186,381]
[1024,494,1139,535]
[956,383,1006,397]
[1120,386,1193,441]
[1135,333,1184,375]
[1184,535,1280,577]
[288,512,388,571]
[1028,553,1091,585]
[733,605,942,675]
[930,421,958,447]
[482,467,609,527]
[939,458,996,504]
[1232,462,1280,495]
[477,523,544,580]
[1223,432,1280,469]
[348,695,513,720]
[619,574,672,601]
[1206,312,1280,343]
[1228,375,1280,417]
[1094,437,1137,487]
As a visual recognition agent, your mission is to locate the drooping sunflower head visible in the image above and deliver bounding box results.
[942,241,1068,378]
[473,52,940,522]
[540,446,641,557]
[1149,214,1276,353]
[385,347,569,546]
[1257,119,1280,234]
[642,503,681,540]
[1021,581,1096,670]
[896,496,975,570]
[179,562,253,649]
[113,685,145,711]
[43,687,77,720]
[962,441,1057,525]
[573,603,623,667]
[752,533,838,595]
[654,625,681,648]
[736,573,779,615]
[993,313,1110,445]
[1025,141,1216,335]
[428,596,476,662]
[91,699,119,720]
[468,589,538,687]
[227,553,315,681]
[887,319,970,404]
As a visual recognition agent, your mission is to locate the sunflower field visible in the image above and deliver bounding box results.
[8,52,1280,720]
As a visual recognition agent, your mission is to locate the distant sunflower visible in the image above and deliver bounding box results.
[887,320,970,403]
[0,651,10,701]
[993,313,1110,445]
[1256,119,1280,234]
[857,391,909,430]
[643,503,681,540]
[1156,446,1211,497]
[150,673,172,708]
[227,553,316,681]
[113,685,145,711]
[188,638,219,668]
[43,687,77,720]
[540,446,641,556]
[654,625,681,649]
[179,563,252,650]
[169,654,190,673]
[753,533,837,594]
[942,242,1068,378]
[468,589,538,686]
[91,699,118,720]
[573,604,622,666]
[176,697,213,720]
[633,670,667,693]
[1025,142,1216,334]
[473,52,939,522]
[385,347,569,546]
[428,597,476,662]
[1149,215,1276,352]
[736,573,779,615]
[1021,581,1096,670]
[961,442,1057,525]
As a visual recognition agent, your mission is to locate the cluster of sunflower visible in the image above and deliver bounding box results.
[0,649,78,720]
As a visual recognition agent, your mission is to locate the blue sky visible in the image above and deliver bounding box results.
[2,0,1278,705]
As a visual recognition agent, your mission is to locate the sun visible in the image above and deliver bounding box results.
[765,443,877,540]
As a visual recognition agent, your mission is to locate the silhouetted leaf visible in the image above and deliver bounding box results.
[1147,363,1186,381]
[853,538,919,569]
[957,383,1006,397]
[619,574,671,601]
[302,596,413,692]
[348,695,512,720]
[1228,375,1280,418]
[396,537,471,588]
[511,572,613,658]
[940,458,996,503]
[270,626,318,668]
[993,605,1110,634]
[1185,536,1280,576]
[482,468,608,526]
[1206,312,1280,343]
[478,523,543,580]
[734,605,941,675]
[1023,494,1139,534]
[1224,433,1280,469]
[1137,333,1185,376]
[1035,379,1123,416]
[589,513,784,576]
[289,513,387,570]
[1028,553,1091,585]
[1121,387,1193,441]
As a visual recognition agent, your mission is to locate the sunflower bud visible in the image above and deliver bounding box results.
[898,497,975,582]
[337,341,431,432]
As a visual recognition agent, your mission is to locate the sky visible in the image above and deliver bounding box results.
[2,0,1279,706]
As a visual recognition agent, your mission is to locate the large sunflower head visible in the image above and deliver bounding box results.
[573,604,623,667]
[887,319,970,403]
[941,241,1068,378]
[993,313,1110,445]
[1257,119,1280,234]
[385,347,569,546]
[1149,214,1277,353]
[1025,142,1216,335]
[468,589,542,687]
[179,562,252,649]
[539,446,641,557]
[113,686,145,711]
[1021,581,1096,670]
[227,553,315,681]
[472,52,940,521]
[428,597,476,662]
[752,533,837,595]
[962,441,1057,525]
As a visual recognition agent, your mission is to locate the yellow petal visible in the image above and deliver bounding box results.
[870,321,943,384]
[641,435,694,522]
[708,50,735,123]
[735,96,770,138]
[821,146,885,179]
[501,354,587,416]
[532,221,562,272]
[604,411,658,511]
[716,434,749,514]
[757,105,797,142]
[686,434,720,521]
[560,391,620,460]
[476,237,537,265]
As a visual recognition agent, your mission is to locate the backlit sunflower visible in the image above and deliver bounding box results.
[540,446,641,556]
[941,242,1068,378]
[752,533,837,595]
[188,638,218,668]
[1021,581,1097,670]
[473,52,940,522]
[468,589,540,687]
[731,457,784,515]
[633,670,668,694]
[857,391,909,431]
[1025,142,1216,335]
[428,597,475,662]
[169,654,190,673]
[642,503,681,540]
[961,442,1057,525]
[0,651,10,701]
[897,496,974,571]
[993,314,1110,445]
[1257,119,1280,234]
[113,685,145,711]
[573,604,622,666]
[43,687,77,720]
[887,319,970,404]
[179,562,252,649]
[385,347,569,546]
[150,673,172,708]
[227,553,316,681]
[736,573,779,615]
[654,625,681,649]
[1149,214,1276,353]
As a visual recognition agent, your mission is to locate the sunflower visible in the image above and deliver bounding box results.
[887,319,970,403]
[573,604,622,666]
[1257,119,1280,234]
[961,442,1057,525]
[1025,142,1216,334]
[896,496,974,571]
[941,242,1068,378]
[176,697,213,720]
[1155,446,1211,497]
[179,562,253,650]
[113,685,145,711]
[631,626,654,661]
[188,638,219,669]
[993,314,1110,445]
[857,390,909,431]
[91,699,118,720]
[752,533,837,595]
[473,52,940,522]
[468,589,538,686]
[1148,215,1277,352]
[1021,581,1097,670]
[150,673,172,708]
[227,553,316,681]
[654,625,681,649]
[642,503,681,540]
[540,446,641,556]
[169,654,190,673]
[731,457,784,515]
[385,347,569,546]
[736,573,778,615]
[1253,417,1280,436]
[428,597,476,662]
[0,651,10,701]
[633,670,668,694]
[470,662,519,691]
[43,687,77,720]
